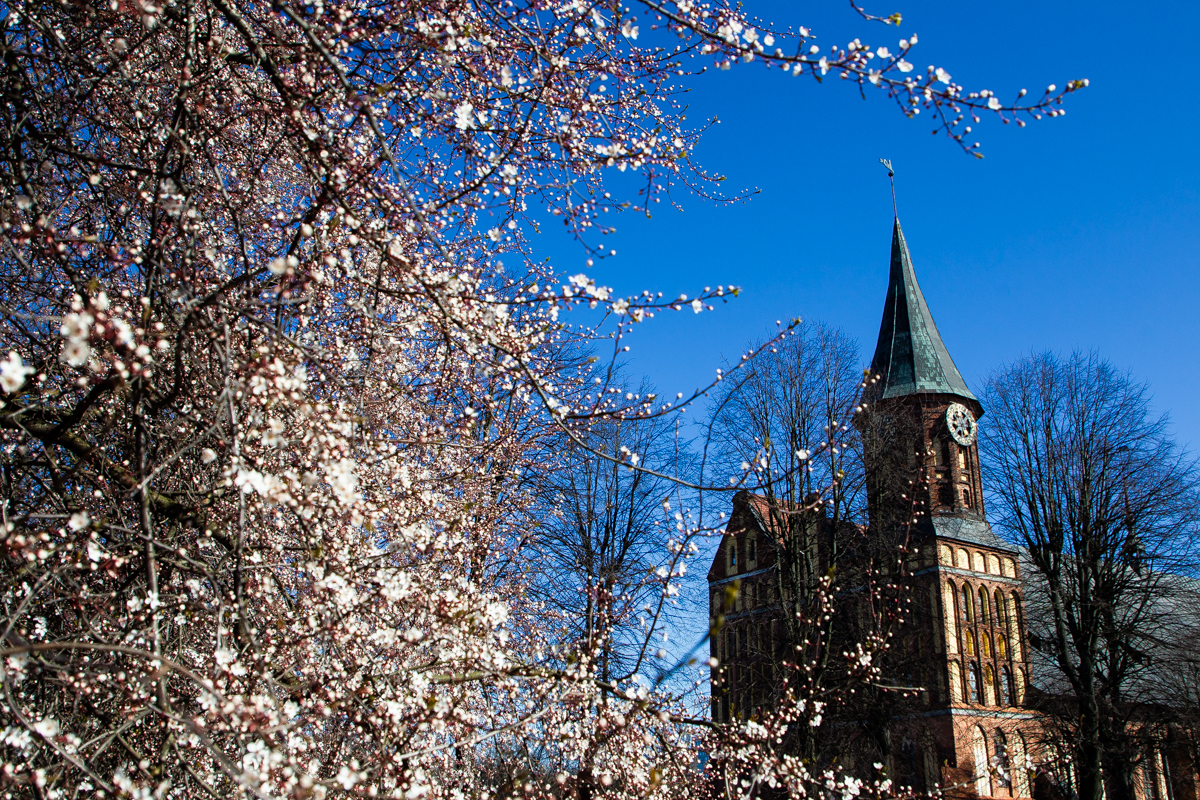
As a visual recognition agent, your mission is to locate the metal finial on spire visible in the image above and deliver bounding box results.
[879,158,898,218]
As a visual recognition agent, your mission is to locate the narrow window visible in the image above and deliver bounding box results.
[978,587,990,624]
[994,731,1011,788]
[960,585,973,622]
[972,728,989,796]
[999,667,1012,706]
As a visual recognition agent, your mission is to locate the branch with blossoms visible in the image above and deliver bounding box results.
[0,0,1079,795]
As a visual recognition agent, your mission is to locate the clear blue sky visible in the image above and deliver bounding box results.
[542,0,1200,457]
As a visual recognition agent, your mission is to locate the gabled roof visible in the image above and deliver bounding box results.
[867,219,980,411]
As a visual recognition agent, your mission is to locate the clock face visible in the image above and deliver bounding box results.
[946,403,978,446]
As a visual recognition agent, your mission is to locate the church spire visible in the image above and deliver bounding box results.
[867,219,980,411]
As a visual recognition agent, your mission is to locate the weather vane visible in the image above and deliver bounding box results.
[879,158,898,218]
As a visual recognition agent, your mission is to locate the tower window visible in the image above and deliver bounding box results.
[967,663,981,703]
[748,535,756,562]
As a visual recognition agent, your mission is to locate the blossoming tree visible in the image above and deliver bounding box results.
[0,0,1082,796]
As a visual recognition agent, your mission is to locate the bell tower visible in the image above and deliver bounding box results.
[862,218,1039,799]
[864,218,986,524]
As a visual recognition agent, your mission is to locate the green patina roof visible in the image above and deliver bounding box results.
[867,219,979,408]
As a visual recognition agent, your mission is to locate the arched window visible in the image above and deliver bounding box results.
[997,635,1007,659]
[961,585,973,623]
[949,661,963,700]
[999,667,1012,706]
[972,727,989,796]
[995,589,1007,626]
[729,539,738,570]
[982,631,993,658]
[748,534,757,563]
[983,664,995,704]
[965,631,976,657]
[1012,733,1030,797]
[978,587,990,624]
[994,731,1011,789]
[968,663,982,703]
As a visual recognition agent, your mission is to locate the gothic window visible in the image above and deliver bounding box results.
[982,631,993,658]
[965,631,976,657]
[960,585,973,623]
[999,667,1012,706]
[994,731,1011,789]
[968,662,982,703]
[983,664,995,704]
[729,539,738,571]
[962,487,972,507]
[748,534,757,563]
[972,727,989,796]
[1013,733,1030,797]
[978,587,990,624]
[997,635,1007,659]
[995,589,1008,627]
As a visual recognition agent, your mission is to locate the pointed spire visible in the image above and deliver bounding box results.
[867,219,980,410]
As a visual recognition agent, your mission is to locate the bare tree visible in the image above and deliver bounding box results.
[528,403,693,684]
[980,351,1200,800]
[705,321,926,764]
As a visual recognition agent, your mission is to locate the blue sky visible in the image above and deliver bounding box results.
[542,0,1200,461]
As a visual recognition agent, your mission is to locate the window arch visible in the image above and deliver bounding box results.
[968,662,982,704]
[995,589,1008,626]
[965,631,976,657]
[960,585,973,623]
[978,587,990,624]
[972,727,989,796]
[997,634,1008,659]
[999,666,1012,706]
[729,538,738,571]
[983,664,996,705]
[982,631,993,658]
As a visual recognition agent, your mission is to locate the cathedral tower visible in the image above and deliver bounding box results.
[864,218,1037,798]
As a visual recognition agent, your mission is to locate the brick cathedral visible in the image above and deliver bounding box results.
[705,219,1187,800]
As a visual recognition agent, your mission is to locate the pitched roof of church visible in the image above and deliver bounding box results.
[867,219,980,410]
